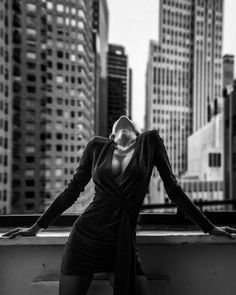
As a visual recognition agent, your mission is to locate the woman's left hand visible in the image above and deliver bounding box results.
[209,226,236,239]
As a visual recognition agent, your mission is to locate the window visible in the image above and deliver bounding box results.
[57,16,64,25]
[78,21,84,29]
[208,153,221,167]
[26,51,36,59]
[25,146,35,153]
[27,28,36,36]
[56,75,64,83]
[55,169,63,177]
[27,4,36,12]
[47,2,53,10]
[57,4,64,12]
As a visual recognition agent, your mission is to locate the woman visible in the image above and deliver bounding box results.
[2,115,236,295]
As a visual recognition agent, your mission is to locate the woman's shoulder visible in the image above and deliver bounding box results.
[88,129,162,146]
[89,135,112,146]
[141,129,162,141]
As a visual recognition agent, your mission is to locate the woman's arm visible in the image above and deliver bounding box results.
[152,130,215,233]
[35,137,94,229]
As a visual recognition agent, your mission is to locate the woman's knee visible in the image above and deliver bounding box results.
[106,272,150,294]
[136,274,151,295]
[59,273,94,295]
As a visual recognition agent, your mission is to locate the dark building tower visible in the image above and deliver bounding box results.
[107,44,129,135]
[0,0,12,214]
[127,68,133,119]
[11,1,48,214]
[223,54,234,89]
[93,0,109,137]
[11,0,97,214]
[223,80,236,209]
[223,55,235,209]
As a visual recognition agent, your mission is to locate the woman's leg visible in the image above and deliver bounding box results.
[106,272,151,295]
[59,273,94,295]
[136,274,151,295]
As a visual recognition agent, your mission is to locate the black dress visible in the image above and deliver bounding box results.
[36,130,215,295]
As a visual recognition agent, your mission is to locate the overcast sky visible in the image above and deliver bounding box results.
[108,0,236,130]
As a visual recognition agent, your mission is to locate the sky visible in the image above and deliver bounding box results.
[108,0,236,130]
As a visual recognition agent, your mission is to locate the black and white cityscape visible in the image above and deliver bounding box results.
[0,0,235,216]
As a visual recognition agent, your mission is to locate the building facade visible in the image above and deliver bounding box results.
[107,44,130,135]
[180,109,224,211]
[145,0,224,205]
[223,81,236,209]
[223,54,234,89]
[11,0,97,214]
[93,0,109,137]
[0,0,12,214]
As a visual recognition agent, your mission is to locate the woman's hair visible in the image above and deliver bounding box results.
[108,117,141,140]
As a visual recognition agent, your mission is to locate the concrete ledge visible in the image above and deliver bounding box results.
[0,230,236,246]
[29,273,169,295]
[1,230,236,295]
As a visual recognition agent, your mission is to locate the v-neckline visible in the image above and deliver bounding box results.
[108,134,141,188]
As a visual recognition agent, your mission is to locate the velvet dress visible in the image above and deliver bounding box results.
[35,129,215,295]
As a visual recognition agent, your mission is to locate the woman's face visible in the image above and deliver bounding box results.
[112,115,139,142]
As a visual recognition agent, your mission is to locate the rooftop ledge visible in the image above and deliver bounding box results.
[1,230,236,246]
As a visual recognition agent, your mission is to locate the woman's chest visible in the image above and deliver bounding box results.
[111,149,135,177]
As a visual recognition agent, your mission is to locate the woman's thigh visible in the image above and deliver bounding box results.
[106,272,151,295]
[59,273,94,295]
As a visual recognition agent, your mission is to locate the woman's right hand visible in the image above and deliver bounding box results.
[1,223,43,239]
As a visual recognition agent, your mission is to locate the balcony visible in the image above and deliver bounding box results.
[1,211,236,295]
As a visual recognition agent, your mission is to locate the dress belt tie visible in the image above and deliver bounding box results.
[113,202,137,295]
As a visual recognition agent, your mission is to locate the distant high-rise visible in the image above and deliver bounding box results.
[223,55,235,209]
[93,0,109,137]
[145,40,160,132]
[0,0,12,214]
[107,44,130,135]
[128,68,133,119]
[223,80,236,209]
[223,54,234,89]
[146,0,224,178]
[11,0,97,214]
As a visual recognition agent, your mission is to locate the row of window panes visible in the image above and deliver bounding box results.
[47,3,85,17]
[47,36,85,47]
[25,152,83,164]
[182,181,223,192]
[25,61,85,74]
[14,84,85,95]
[46,97,84,108]
[163,28,191,38]
[39,131,83,140]
[56,17,85,29]
[46,75,83,84]
[40,155,83,165]
[42,121,84,130]
[208,153,221,167]
[161,47,191,57]
[163,0,191,10]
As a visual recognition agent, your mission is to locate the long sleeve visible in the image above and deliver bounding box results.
[152,130,215,233]
[35,137,94,229]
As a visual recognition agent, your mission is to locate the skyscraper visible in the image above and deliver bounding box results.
[0,0,12,214]
[223,54,234,90]
[107,44,131,135]
[11,0,98,214]
[93,0,109,137]
[146,0,224,178]
[223,80,236,209]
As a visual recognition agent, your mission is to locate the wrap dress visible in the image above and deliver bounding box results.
[35,129,215,295]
